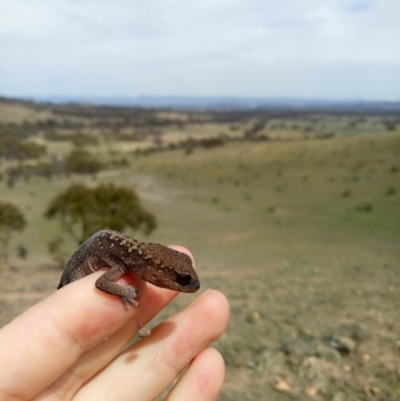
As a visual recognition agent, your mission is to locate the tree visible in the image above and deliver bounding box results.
[48,236,69,267]
[44,183,157,245]
[70,131,99,147]
[64,149,103,175]
[0,136,46,160]
[0,201,27,263]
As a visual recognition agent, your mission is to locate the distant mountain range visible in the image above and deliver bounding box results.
[2,95,400,111]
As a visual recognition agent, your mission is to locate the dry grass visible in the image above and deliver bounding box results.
[1,100,400,400]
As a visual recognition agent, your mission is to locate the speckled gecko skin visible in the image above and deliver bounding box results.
[57,230,200,309]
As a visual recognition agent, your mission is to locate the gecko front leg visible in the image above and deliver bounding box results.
[95,266,140,309]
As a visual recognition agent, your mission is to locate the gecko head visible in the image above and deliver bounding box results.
[139,244,200,293]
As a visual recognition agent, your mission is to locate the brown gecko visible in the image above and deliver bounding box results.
[57,230,200,309]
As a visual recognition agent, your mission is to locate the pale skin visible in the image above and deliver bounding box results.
[0,246,230,401]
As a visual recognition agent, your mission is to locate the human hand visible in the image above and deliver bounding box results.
[0,246,229,400]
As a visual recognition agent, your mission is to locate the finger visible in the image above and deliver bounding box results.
[33,278,182,401]
[0,272,143,401]
[1,246,194,401]
[73,290,230,401]
[165,347,225,401]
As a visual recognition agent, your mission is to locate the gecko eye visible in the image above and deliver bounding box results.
[176,273,192,286]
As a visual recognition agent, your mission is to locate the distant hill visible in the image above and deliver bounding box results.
[1,95,400,112]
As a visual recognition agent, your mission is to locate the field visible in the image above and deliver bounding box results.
[0,98,399,400]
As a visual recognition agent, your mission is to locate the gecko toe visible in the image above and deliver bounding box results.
[123,297,139,309]
[123,299,131,310]
[122,286,140,309]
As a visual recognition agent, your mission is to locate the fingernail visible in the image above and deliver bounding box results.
[190,289,211,306]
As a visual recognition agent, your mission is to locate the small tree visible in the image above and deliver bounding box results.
[44,183,157,245]
[0,201,27,263]
[64,149,103,176]
[48,236,69,267]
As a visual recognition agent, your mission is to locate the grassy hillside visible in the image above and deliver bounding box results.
[0,99,399,400]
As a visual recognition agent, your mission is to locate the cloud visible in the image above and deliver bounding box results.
[0,0,399,99]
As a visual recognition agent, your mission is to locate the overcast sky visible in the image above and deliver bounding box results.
[0,0,399,100]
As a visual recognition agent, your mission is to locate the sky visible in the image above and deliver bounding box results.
[0,0,399,100]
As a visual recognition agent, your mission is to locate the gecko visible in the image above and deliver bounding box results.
[57,230,200,309]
